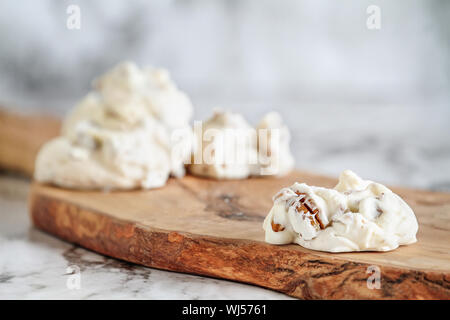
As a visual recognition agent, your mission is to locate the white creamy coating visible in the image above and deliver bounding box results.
[188,110,259,179]
[34,62,193,190]
[188,110,294,179]
[263,170,419,252]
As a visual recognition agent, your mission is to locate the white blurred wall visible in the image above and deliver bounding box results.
[0,0,448,115]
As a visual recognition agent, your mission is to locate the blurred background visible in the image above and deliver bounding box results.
[1,0,449,190]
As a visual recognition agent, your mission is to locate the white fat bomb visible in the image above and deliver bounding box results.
[188,110,259,179]
[34,62,194,190]
[256,112,294,176]
[63,61,194,177]
[188,110,295,179]
[263,170,419,252]
[35,118,172,190]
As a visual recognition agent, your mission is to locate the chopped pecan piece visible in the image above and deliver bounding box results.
[295,192,325,230]
[271,221,285,232]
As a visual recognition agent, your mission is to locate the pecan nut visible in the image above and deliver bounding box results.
[295,192,325,230]
[271,221,285,232]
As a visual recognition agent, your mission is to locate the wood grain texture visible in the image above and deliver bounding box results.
[29,171,450,299]
[0,108,60,176]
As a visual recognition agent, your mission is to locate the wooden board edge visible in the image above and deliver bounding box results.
[28,190,450,300]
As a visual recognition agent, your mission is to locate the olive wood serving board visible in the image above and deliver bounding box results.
[0,108,60,176]
[29,171,450,299]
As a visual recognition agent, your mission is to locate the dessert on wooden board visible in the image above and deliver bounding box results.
[33,61,419,259]
[28,173,449,299]
[263,170,418,252]
[17,61,446,299]
[35,62,193,190]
